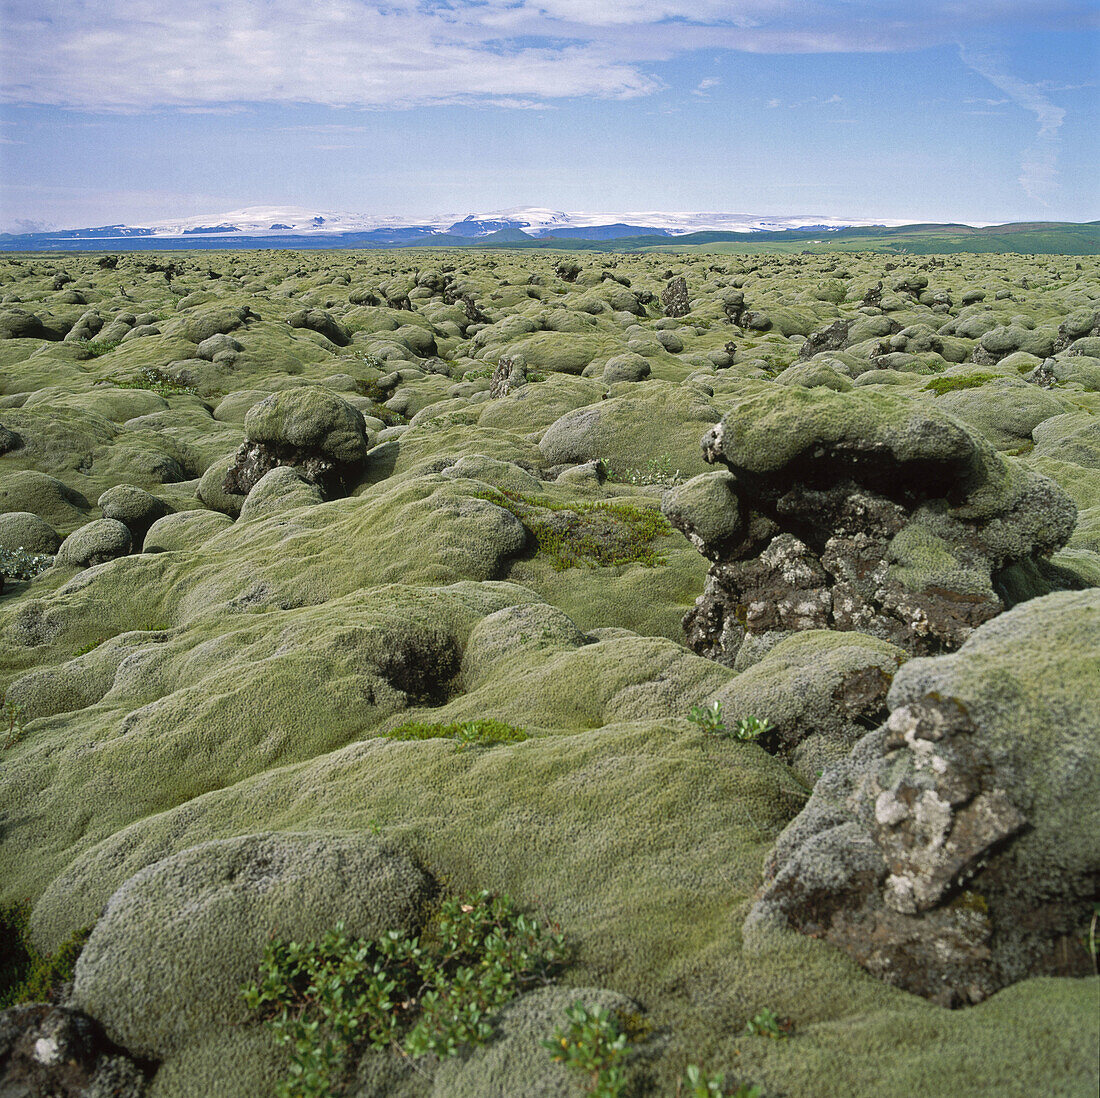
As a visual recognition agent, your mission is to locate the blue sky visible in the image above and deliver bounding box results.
[1,1,1097,230]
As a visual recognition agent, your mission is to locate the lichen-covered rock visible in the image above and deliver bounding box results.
[196,452,245,518]
[71,832,433,1059]
[745,589,1100,1006]
[223,386,370,498]
[0,422,22,455]
[285,306,350,346]
[0,471,90,529]
[667,387,1078,663]
[55,519,132,569]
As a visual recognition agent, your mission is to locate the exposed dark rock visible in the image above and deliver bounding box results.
[0,1004,148,1097]
[489,355,527,398]
[661,276,690,318]
[663,387,1077,665]
[797,319,852,360]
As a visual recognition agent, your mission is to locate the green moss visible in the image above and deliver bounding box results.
[383,718,529,748]
[922,373,996,395]
[0,899,91,1007]
[475,488,672,571]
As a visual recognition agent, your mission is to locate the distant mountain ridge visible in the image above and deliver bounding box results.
[1,204,919,248]
[1,206,1095,254]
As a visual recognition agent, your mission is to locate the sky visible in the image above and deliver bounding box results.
[1,0,1098,232]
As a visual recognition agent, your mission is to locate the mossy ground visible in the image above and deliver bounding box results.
[0,247,1097,1097]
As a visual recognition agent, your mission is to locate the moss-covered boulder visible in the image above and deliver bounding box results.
[71,832,432,1059]
[142,509,234,553]
[0,510,61,554]
[98,484,172,543]
[223,386,370,498]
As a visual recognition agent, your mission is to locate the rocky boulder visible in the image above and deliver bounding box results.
[744,589,1100,1007]
[223,386,371,499]
[664,386,1078,664]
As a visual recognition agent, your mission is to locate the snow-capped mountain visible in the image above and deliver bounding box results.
[7,204,921,244]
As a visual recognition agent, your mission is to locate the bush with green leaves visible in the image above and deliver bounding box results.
[605,454,685,489]
[743,1007,792,1039]
[243,890,565,1098]
[0,546,54,582]
[80,337,122,357]
[543,1000,631,1097]
[2,691,27,750]
[687,702,772,743]
[1,899,92,1007]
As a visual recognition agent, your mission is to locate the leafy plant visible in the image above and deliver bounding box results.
[605,454,685,488]
[543,1000,630,1097]
[687,703,771,743]
[383,718,528,751]
[677,1065,762,1098]
[243,890,565,1098]
[2,690,27,750]
[743,1008,792,1040]
[731,715,772,742]
[1,899,92,1007]
[0,546,54,582]
[687,701,726,736]
[80,337,122,357]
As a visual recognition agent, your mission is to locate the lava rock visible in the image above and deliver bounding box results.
[744,589,1100,1007]
[664,386,1077,664]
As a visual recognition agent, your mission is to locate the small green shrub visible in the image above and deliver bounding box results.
[80,337,122,357]
[243,890,565,1098]
[687,701,726,736]
[383,718,528,750]
[2,690,27,750]
[731,715,772,742]
[922,372,995,395]
[0,546,54,582]
[743,1008,792,1039]
[106,365,197,396]
[543,1000,630,1097]
[476,488,671,571]
[0,900,92,1007]
[687,703,771,743]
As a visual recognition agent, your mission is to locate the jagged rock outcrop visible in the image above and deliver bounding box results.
[663,386,1077,665]
[744,589,1100,1007]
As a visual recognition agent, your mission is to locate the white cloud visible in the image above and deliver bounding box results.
[959,46,1066,203]
[1,1,1093,112]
